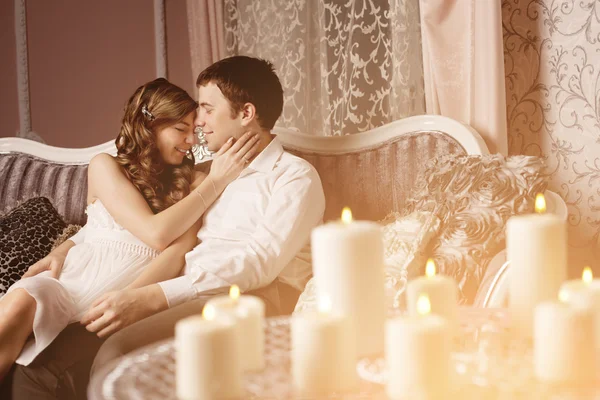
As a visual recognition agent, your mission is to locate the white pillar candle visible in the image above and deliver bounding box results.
[175,306,242,400]
[507,196,567,337]
[311,207,386,356]
[406,258,458,333]
[386,295,451,400]
[291,297,357,396]
[560,267,600,350]
[534,301,595,384]
[205,285,265,371]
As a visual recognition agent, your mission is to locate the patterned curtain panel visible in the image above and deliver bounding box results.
[224,0,425,136]
[502,0,600,271]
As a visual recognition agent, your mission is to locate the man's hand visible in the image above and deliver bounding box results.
[81,285,168,338]
[22,250,68,279]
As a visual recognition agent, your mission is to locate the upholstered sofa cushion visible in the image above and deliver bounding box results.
[0,153,88,225]
[0,197,67,295]
[294,210,441,313]
[402,154,547,303]
[286,131,467,222]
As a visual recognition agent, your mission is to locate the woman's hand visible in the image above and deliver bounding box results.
[207,132,260,191]
[22,250,67,279]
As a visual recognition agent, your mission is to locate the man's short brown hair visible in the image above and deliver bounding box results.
[196,56,284,130]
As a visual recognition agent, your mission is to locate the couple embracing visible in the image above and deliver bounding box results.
[0,55,325,399]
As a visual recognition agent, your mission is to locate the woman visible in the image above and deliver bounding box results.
[0,78,259,379]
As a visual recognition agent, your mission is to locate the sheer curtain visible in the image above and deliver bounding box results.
[223,0,425,136]
[420,0,508,155]
[187,0,504,146]
[187,0,227,81]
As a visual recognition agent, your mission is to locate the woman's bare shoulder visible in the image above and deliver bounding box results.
[89,153,119,172]
[88,153,127,187]
[87,154,124,204]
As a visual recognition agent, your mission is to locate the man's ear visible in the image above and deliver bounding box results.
[240,103,256,127]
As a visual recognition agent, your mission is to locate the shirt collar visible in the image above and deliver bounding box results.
[246,135,283,173]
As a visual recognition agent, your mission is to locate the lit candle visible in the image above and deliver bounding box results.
[534,300,595,384]
[406,259,458,333]
[535,192,547,214]
[175,305,242,400]
[386,294,451,400]
[291,295,357,396]
[507,192,567,337]
[559,267,596,300]
[560,266,600,350]
[205,285,265,371]
[311,207,386,356]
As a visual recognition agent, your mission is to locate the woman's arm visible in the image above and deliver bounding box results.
[125,172,207,289]
[124,221,201,289]
[88,132,259,251]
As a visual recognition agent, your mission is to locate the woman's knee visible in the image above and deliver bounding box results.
[0,289,36,327]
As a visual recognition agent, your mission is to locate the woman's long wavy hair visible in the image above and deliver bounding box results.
[115,78,198,213]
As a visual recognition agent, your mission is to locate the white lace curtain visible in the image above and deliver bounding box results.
[223,0,425,136]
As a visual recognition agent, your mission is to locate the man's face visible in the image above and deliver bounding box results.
[195,82,245,152]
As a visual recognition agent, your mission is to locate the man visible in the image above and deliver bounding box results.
[1,56,325,399]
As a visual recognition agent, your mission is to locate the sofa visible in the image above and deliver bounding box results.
[0,114,566,307]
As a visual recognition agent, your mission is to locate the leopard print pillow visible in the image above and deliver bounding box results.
[0,197,67,296]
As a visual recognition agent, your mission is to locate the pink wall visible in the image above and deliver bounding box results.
[167,0,195,98]
[0,0,19,138]
[0,0,193,148]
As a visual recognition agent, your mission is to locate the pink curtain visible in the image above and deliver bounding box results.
[420,0,507,155]
[186,0,226,81]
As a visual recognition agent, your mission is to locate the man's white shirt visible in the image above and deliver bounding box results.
[158,136,325,308]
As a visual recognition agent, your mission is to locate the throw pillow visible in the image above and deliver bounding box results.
[0,197,67,296]
[402,154,547,304]
[294,211,441,314]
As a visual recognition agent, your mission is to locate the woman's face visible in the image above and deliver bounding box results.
[155,111,197,165]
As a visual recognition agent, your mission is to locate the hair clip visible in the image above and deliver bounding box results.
[141,104,155,121]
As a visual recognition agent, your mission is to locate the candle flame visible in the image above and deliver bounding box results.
[202,304,216,321]
[558,289,569,303]
[583,266,593,284]
[229,284,241,300]
[318,295,332,314]
[341,207,353,224]
[535,193,546,214]
[425,258,437,278]
[416,294,431,316]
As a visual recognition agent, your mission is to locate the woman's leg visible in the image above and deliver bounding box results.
[0,289,36,381]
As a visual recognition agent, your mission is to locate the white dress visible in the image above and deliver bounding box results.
[8,200,159,365]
